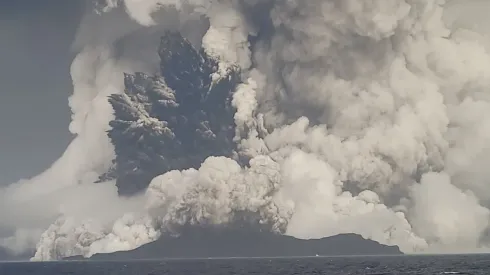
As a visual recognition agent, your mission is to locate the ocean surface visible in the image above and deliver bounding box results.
[1,255,489,275]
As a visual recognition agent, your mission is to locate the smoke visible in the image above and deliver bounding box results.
[3,0,490,260]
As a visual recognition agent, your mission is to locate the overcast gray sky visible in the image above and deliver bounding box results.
[0,0,82,184]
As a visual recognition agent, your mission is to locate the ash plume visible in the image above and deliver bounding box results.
[3,0,490,260]
[102,32,240,196]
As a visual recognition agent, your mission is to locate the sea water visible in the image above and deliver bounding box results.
[1,255,489,274]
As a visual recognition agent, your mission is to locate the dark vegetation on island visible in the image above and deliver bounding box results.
[65,226,402,260]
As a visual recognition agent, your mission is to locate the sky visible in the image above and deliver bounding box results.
[0,0,82,184]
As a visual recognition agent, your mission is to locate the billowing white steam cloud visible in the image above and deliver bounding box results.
[2,0,490,260]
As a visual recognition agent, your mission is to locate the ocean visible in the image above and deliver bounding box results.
[0,255,489,275]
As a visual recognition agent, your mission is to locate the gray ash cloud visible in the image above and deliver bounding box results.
[102,32,240,196]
